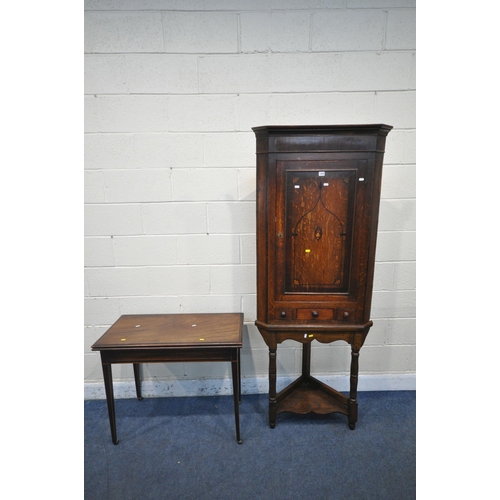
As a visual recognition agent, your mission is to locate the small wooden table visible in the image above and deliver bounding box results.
[91,313,243,445]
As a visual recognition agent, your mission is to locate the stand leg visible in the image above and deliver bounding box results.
[348,348,360,430]
[302,342,311,378]
[133,363,143,401]
[101,357,119,445]
[231,354,243,444]
[269,348,277,428]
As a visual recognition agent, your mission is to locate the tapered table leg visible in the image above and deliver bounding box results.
[231,352,243,444]
[269,348,277,428]
[101,356,119,445]
[237,348,242,404]
[133,363,143,401]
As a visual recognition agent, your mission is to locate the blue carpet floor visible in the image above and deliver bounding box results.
[85,391,415,500]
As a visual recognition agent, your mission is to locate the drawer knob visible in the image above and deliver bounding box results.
[312,311,319,318]
[280,311,286,318]
[343,311,350,318]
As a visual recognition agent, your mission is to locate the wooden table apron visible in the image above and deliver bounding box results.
[96,345,242,445]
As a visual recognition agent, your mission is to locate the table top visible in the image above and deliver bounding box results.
[91,313,243,350]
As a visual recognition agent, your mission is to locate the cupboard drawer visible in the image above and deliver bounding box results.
[274,308,293,320]
[296,308,334,320]
[335,308,356,322]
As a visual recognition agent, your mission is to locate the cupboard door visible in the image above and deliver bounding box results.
[275,159,369,303]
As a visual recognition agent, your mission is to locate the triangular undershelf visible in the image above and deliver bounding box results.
[276,375,349,416]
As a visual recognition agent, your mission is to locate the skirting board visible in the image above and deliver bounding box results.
[84,373,416,400]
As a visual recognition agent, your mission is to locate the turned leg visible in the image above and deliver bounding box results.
[302,342,311,379]
[133,363,143,401]
[101,356,119,445]
[231,354,243,444]
[348,348,360,430]
[269,347,277,428]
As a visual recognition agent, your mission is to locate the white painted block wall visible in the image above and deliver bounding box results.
[84,0,416,399]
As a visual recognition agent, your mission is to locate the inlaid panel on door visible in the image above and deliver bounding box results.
[274,159,370,307]
[283,164,356,293]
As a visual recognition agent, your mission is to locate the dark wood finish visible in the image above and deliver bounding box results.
[253,124,392,429]
[91,313,243,444]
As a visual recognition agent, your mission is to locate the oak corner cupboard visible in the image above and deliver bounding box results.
[253,124,392,430]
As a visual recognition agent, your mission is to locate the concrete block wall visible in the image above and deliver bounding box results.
[84,0,416,399]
